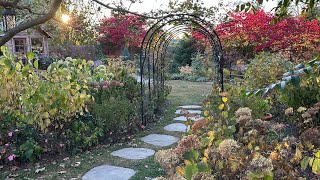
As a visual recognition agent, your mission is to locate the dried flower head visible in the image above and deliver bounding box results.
[297,107,307,113]
[153,177,167,180]
[154,148,180,171]
[235,107,252,117]
[176,135,201,155]
[218,139,240,158]
[192,172,215,180]
[247,119,269,134]
[299,127,320,147]
[285,107,294,116]
[191,119,207,133]
[248,155,273,173]
[168,173,186,180]
[238,115,251,126]
[270,122,285,133]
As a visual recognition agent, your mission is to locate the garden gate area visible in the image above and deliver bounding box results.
[139,14,224,125]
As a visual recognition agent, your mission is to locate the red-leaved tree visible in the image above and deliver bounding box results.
[200,10,320,63]
[97,14,147,56]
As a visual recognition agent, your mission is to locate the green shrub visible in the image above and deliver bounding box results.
[244,52,293,89]
[191,53,205,77]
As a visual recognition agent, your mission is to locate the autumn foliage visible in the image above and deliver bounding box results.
[194,10,320,62]
[97,15,147,56]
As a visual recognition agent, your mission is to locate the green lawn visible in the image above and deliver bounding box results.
[0,80,212,180]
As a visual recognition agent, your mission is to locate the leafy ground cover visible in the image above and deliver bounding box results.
[0,80,211,179]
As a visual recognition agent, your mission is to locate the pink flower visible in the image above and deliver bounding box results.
[8,154,15,161]
[141,125,145,129]
[8,132,13,137]
[109,131,113,135]
[5,143,9,147]
[59,144,64,148]
[1,148,6,154]
[45,139,48,143]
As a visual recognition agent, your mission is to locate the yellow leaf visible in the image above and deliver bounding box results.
[176,166,185,175]
[314,150,320,158]
[204,149,209,159]
[204,110,209,117]
[218,104,225,110]
[222,97,228,103]
[248,142,253,150]
[202,157,208,163]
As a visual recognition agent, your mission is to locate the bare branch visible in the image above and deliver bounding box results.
[0,0,62,46]
[91,0,158,19]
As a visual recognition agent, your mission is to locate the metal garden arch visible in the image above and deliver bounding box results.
[139,14,224,125]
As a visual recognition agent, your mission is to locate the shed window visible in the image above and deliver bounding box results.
[14,38,27,54]
[31,38,43,53]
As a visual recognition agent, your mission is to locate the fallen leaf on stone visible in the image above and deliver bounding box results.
[59,163,65,168]
[144,165,149,168]
[35,167,46,173]
[63,157,69,161]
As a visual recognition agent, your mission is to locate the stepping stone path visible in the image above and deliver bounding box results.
[175,109,202,115]
[174,116,203,121]
[179,105,202,109]
[164,123,188,132]
[82,165,136,180]
[141,134,179,147]
[111,148,155,160]
[82,104,202,180]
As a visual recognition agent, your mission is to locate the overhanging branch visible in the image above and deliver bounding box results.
[91,0,159,19]
[0,0,62,46]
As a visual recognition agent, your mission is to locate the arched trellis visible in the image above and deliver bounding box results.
[139,14,224,125]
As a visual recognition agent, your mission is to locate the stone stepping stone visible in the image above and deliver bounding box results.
[178,105,202,109]
[141,134,178,147]
[82,165,135,180]
[164,123,188,132]
[175,109,202,115]
[174,116,203,121]
[111,148,155,160]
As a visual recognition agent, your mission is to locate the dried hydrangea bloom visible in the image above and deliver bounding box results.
[270,122,285,133]
[153,177,167,180]
[284,107,294,116]
[218,139,240,158]
[297,106,307,113]
[168,173,186,180]
[235,107,252,117]
[176,135,201,155]
[191,119,207,133]
[299,127,320,146]
[247,119,269,134]
[301,112,311,119]
[192,172,215,180]
[154,148,180,171]
[248,155,273,173]
[237,115,251,126]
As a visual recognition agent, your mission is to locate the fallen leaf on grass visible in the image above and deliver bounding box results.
[63,157,70,161]
[71,162,81,167]
[58,171,67,174]
[59,163,65,168]
[35,167,46,173]
[11,166,19,171]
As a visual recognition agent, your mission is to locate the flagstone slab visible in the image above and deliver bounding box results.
[164,123,188,132]
[175,109,202,115]
[82,165,135,180]
[111,148,155,160]
[174,116,203,121]
[178,105,202,109]
[141,134,179,147]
